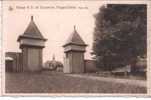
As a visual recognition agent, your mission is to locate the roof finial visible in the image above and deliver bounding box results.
[31,15,33,21]
[74,25,76,32]
[74,25,76,30]
[52,54,55,60]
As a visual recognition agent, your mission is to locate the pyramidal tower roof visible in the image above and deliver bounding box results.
[63,26,87,46]
[17,16,46,41]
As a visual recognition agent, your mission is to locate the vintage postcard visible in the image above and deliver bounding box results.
[0,0,151,97]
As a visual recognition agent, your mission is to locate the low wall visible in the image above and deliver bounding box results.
[5,52,23,72]
[84,60,98,72]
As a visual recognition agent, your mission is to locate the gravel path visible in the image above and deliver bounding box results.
[67,74,146,87]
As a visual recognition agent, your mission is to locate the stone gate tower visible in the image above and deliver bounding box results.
[63,26,87,73]
[17,16,47,72]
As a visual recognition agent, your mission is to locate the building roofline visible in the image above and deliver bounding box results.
[17,35,47,42]
[63,42,88,47]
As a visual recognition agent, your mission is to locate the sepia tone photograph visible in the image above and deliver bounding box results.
[1,0,150,96]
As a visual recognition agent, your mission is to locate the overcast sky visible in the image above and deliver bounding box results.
[3,1,147,63]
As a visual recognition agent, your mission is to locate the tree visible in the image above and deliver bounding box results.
[92,4,147,71]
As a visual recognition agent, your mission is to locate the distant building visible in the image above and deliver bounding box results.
[44,55,63,72]
[131,56,147,76]
[111,56,146,76]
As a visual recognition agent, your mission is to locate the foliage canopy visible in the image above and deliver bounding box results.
[92,4,147,70]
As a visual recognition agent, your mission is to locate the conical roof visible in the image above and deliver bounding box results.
[17,16,46,41]
[63,26,87,46]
